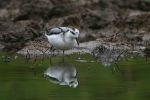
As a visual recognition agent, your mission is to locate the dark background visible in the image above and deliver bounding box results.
[0,0,150,51]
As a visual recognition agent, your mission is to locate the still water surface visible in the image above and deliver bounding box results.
[0,53,150,100]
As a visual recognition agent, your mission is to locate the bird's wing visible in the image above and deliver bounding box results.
[46,27,69,35]
[46,28,62,35]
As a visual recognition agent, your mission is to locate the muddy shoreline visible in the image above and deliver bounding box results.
[0,0,150,52]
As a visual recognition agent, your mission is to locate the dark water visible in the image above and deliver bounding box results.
[0,53,150,100]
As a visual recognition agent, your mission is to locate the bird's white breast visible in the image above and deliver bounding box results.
[47,34,77,50]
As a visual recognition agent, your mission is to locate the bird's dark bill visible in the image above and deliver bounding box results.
[76,38,79,46]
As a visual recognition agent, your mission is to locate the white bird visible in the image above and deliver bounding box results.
[45,27,80,57]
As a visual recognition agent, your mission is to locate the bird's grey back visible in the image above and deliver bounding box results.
[46,27,69,35]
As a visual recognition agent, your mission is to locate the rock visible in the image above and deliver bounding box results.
[0,20,44,51]
[0,0,150,52]
[0,9,9,18]
[143,34,150,45]
[0,43,5,51]
[8,0,54,21]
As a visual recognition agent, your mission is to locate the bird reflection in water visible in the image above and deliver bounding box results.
[44,62,78,88]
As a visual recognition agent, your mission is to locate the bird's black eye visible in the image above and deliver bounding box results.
[70,31,75,35]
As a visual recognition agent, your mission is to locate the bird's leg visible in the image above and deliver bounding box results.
[77,47,82,60]
[49,45,53,65]
[75,38,82,60]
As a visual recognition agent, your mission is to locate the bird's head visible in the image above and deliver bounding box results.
[67,28,79,39]
[67,28,80,45]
